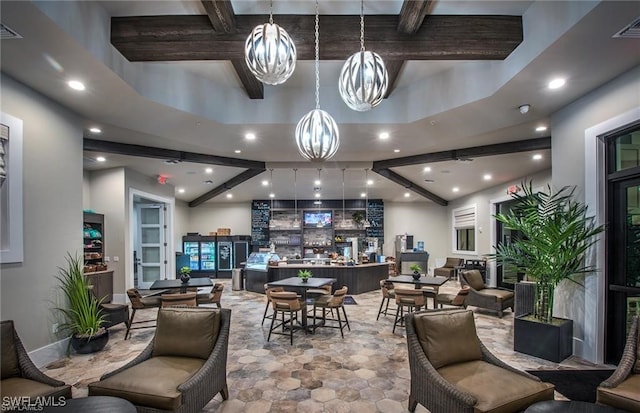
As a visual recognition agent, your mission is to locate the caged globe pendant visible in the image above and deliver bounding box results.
[244,0,296,85]
[338,0,388,111]
[295,0,339,162]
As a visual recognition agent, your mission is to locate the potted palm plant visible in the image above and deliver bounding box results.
[410,264,423,280]
[488,181,604,361]
[298,269,312,282]
[56,253,108,354]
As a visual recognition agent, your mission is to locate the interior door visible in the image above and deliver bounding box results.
[135,204,166,289]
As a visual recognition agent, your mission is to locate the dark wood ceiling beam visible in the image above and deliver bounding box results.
[200,1,264,99]
[111,15,522,62]
[373,168,448,206]
[84,138,265,169]
[397,0,436,34]
[383,60,404,98]
[189,168,265,207]
[372,137,551,169]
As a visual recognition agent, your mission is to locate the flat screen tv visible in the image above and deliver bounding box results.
[303,211,332,228]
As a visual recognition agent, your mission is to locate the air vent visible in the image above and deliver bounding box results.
[164,159,181,164]
[614,16,640,38]
[0,23,22,39]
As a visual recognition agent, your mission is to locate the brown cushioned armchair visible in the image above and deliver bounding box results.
[1,320,72,403]
[89,307,230,413]
[460,270,514,318]
[434,257,464,279]
[405,309,554,413]
[597,315,640,411]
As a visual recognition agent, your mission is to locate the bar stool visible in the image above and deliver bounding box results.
[377,279,396,320]
[267,291,307,345]
[312,286,350,338]
[161,292,197,308]
[261,284,285,325]
[393,288,426,334]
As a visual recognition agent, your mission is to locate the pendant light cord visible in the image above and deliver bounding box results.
[293,168,298,224]
[342,168,346,225]
[365,168,369,223]
[314,0,320,110]
[269,0,274,24]
[360,0,365,52]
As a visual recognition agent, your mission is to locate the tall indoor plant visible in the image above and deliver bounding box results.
[490,181,605,324]
[56,253,108,354]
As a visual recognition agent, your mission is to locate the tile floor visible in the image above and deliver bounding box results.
[43,279,610,412]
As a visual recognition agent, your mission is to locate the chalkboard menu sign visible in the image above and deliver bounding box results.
[366,200,384,245]
[251,201,270,246]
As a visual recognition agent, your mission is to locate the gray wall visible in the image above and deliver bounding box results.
[0,75,83,351]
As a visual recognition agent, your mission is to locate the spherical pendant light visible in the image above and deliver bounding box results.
[245,15,296,85]
[339,50,388,111]
[338,0,388,111]
[295,109,339,161]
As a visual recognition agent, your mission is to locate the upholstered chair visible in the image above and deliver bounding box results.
[125,288,162,340]
[393,288,426,334]
[1,320,72,405]
[433,257,464,279]
[268,291,306,345]
[89,307,230,413]
[436,286,470,308]
[597,315,640,411]
[161,292,197,308]
[312,286,350,338]
[460,270,514,318]
[405,309,554,413]
[377,279,396,320]
[196,283,224,308]
[261,284,285,326]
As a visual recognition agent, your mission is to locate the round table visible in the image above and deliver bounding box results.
[40,396,136,413]
[524,400,628,413]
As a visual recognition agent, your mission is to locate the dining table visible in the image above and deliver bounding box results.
[149,277,213,294]
[388,275,449,309]
[267,277,337,329]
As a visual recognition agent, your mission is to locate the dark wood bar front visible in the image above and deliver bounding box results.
[245,263,390,295]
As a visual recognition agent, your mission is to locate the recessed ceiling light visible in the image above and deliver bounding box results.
[262,180,269,186]
[483,174,492,180]
[234,149,241,154]
[548,78,566,89]
[226,193,233,199]
[367,179,373,186]
[379,132,389,140]
[96,156,106,162]
[269,193,275,198]
[533,154,543,160]
[245,133,256,140]
[315,193,321,198]
[393,149,400,153]
[89,127,101,134]
[314,200,322,205]
[177,188,185,193]
[423,166,431,172]
[536,126,548,132]
[452,187,460,192]
[360,192,366,197]
[205,167,213,174]
[404,192,410,197]
[314,179,321,185]
[67,80,85,91]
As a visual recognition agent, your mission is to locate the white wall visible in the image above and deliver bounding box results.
[174,200,190,250]
[0,75,83,353]
[187,202,252,237]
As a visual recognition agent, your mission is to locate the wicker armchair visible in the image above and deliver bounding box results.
[460,270,514,318]
[1,320,72,403]
[597,315,640,411]
[89,307,230,413]
[405,309,554,413]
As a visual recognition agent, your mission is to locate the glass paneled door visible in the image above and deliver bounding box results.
[136,204,167,289]
[495,198,524,290]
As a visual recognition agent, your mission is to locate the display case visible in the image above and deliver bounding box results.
[245,252,281,271]
[245,252,281,293]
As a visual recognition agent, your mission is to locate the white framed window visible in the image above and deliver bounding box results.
[452,204,477,255]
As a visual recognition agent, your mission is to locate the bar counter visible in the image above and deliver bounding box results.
[245,262,390,295]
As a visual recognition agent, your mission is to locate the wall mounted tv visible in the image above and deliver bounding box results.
[303,211,333,228]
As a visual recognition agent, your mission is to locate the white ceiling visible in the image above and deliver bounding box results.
[1,1,639,205]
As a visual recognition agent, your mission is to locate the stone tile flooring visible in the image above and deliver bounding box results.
[43,279,611,412]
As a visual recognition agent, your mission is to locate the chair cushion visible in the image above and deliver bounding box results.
[1,322,20,380]
[465,270,486,291]
[439,360,554,413]
[597,374,640,412]
[152,308,220,360]
[1,377,69,399]
[88,356,204,411]
[413,309,482,369]
[140,295,162,307]
[479,289,514,301]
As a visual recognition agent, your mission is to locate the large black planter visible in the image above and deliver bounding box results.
[514,315,573,363]
[70,329,109,354]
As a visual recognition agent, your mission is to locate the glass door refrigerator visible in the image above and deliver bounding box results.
[182,235,216,277]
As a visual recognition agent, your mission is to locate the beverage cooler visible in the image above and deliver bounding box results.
[182,234,251,278]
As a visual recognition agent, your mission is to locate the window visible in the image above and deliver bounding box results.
[453,205,476,254]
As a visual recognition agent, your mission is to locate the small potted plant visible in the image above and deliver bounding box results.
[298,269,312,283]
[180,266,191,283]
[410,264,423,280]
